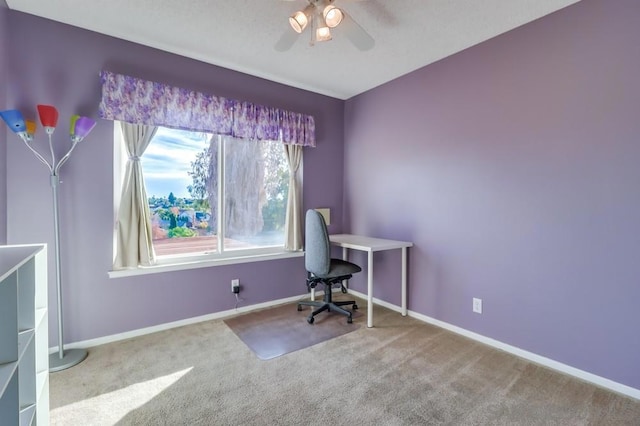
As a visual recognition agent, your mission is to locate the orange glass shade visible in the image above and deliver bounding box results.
[25,120,37,138]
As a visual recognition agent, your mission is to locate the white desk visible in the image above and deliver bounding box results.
[329,234,413,328]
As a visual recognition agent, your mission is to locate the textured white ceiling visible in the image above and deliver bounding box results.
[6,0,581,100]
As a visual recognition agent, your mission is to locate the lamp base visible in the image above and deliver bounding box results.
[49,348,88,372]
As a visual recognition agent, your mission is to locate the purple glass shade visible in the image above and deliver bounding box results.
[0,109,27,133]
[73,116,97,140]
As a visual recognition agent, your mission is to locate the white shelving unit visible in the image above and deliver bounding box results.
[0,244,49,425]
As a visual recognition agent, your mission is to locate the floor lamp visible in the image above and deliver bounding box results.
[1,105,96,372]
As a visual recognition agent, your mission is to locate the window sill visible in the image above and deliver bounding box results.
[108,250,304,278]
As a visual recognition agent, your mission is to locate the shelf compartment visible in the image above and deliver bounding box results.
[35,308,49,376]
[19,402,36,426]
[17,330,35,363]
[0,271,18,365]
[18,333,37,410]
[0,370,19,425]
[17,258,36,332]
[0,361,18,398]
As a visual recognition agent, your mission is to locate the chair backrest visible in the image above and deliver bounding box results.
[305,209,331,276]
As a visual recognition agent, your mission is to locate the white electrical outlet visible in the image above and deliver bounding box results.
[473,298,482,314]
[231,279,240,293]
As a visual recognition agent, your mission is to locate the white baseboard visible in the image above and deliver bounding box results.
[49,293,308,354]
[347,289,640,401]
[51,289,639,401]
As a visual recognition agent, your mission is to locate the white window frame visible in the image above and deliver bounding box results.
[109,123,303,278]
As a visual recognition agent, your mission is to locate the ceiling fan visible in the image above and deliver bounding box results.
[275,0,375,51]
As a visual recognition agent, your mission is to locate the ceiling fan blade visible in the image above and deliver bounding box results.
[275,29,298,52]
[339,11,374,51]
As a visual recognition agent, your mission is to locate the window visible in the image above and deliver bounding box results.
[102,71,314,271]
[115,124,293,262]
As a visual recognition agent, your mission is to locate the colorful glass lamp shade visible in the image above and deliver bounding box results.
[0,109,33,142]
[0,109,27,133]
[69,114,79,134]
[25,120,37,139]
[70,115,97,142]
[37,104,59,134]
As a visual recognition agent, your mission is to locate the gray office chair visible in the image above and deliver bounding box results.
[297,209,362,324]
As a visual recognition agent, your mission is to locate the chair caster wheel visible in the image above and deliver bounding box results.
[297,305,302,311]
[341,286,348,294]
[307,316,315,324]
[347,317,353,324]
[352,304,358,310]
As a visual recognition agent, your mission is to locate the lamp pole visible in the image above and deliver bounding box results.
[49,171,88,372]
[36,128,89,371]
[0,106,95,372]
[44,125,90,371]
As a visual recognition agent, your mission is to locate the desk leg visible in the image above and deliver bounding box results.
[342,247,349,289]
[367,251,374,328]
[401,247,407,316]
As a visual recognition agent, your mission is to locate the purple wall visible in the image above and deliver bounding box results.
[0,2,8,244]
[4,12,345,346]
[344,0,640,390]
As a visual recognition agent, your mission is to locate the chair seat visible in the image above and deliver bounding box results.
[313,258,361,279]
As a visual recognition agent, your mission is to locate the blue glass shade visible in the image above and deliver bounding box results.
[0,109,27,133]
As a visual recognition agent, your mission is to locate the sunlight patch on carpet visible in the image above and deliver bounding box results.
[50,367,193,425]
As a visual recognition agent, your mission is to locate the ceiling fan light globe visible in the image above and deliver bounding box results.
[323,6,343,28]
[316,26,332,42]
[289,11,308,33]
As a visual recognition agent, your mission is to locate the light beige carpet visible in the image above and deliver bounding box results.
[50,297,640,425]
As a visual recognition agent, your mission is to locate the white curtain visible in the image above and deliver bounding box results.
[113,122,158,269]
[284,144,303,251]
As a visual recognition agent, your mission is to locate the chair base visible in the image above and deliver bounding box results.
[297,280,358,324]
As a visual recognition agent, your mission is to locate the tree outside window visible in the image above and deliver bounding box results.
[141,127,289,257]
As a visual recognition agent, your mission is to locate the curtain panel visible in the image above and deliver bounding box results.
[114,122,158,269]
[98,71,316,147]
[284,144,303,251]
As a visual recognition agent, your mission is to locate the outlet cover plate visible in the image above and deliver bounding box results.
[473,298,482,314]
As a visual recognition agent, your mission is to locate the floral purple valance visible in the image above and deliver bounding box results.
[232,102,316,147]
[98,71,315,147]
